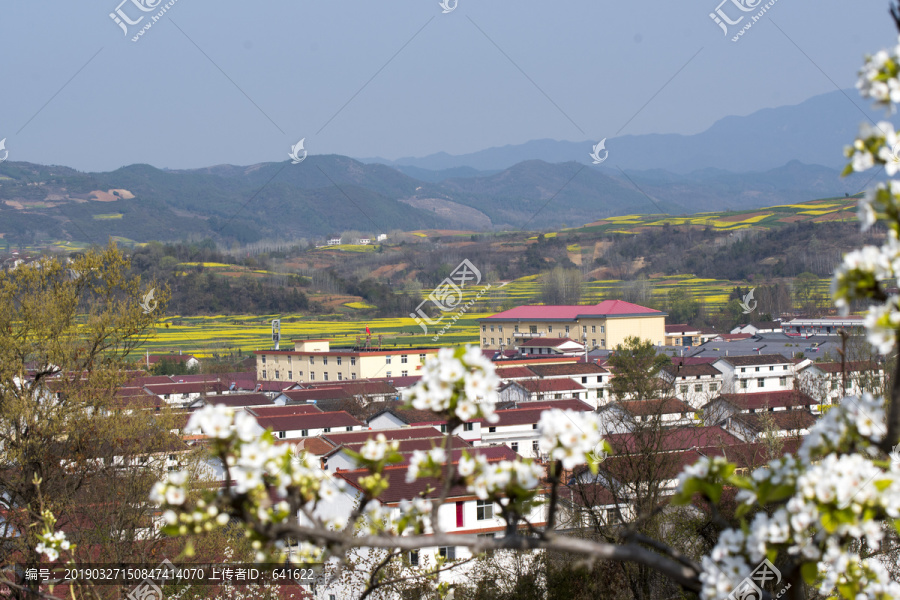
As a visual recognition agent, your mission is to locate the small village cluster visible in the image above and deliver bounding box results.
[87,300,883,595]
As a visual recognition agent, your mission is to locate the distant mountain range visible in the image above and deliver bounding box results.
[360,90,886,175]
[0,89,885,245]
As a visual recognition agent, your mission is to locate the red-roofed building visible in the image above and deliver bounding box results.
[479,401,593,459]
[232,411,365,440]
[498,378,587,404]
[664,324,702,347]
[798,361,885,403]
[478,299,666,351]
[701,391,820,429]
[519,337,585,356]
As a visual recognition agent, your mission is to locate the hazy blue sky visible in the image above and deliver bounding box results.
[0,1,895,172]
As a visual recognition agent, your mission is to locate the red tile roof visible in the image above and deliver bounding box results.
[144,381,228,395]
[495,366,537,379]
[665,324,700,334]
[492,403,592,427]
[712,391,816,411]
[321,426,443,445]
[256,411,364,432]
[731,410,817,432]
[618,398,694,417]
[528,363,608,377]
[510,379,586,393]
[662,363,722,378]
[805,361,882,374]
[603,426,742,455]
[278,388,353,402]
[245,405,323,418]
[482,300,663,321]
[202,393,273,408]
[499,398,594,412]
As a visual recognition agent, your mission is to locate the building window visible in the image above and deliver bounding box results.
[419,353,426,362]
[740,367,745,373]
[408,551,419,566]
[548,325,553,333]
[710,383,718,392]
[386,356,392,364]
[310,372,315,380]
[440,424,448,433]
[831,380,838,390]
[288,371,293,379]
[401,370,408,377]
[323,427,331,433]
[530,325,537,334]
[592,339,596,346]
[679,385,688,394]
[565,326,570,334]
[351,373,357,379]
[351,357,356,366]
[261,355,267,364]
[463,422,474,431]
[337,356,342,365]
[438,547,456,560]
[310,356,315,364]
[757,378,764,388]
[511,442,519,452]
[779,377,787,386]
[346,426,353,431]
[477,500,494,520]
[491,338,495,345]
[277,431,285,439]
[740,380,748,389]
[695,384,703,392]
[338,373,343,381]
[532,423,538,430]
[769,366,774,371]
[582,325,587,333]
[582,376,587,383]
[301,429,309,437]
[514,325,519,333]
[601,339,606,347]
[482,325,486,332]
[324,373,329,381]
[386,372,391,378]
[532,440,539,455]
[488,426,496,433]
[261,370,267,379]
[483,338,487,345]
[401,355,408,364]
[755,367,760,372]
[499,326,503,332]
[275,370,280,379]
[323,357,328,365]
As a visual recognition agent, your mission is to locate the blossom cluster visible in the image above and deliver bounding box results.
[152,404,332,561]
[35,530,70,563]
[857,38,900,109]
[402,346,500,423]
[537,409,604,469]
[680,391,900,600]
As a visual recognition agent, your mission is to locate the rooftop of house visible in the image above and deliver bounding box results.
[199,393,273,408]
[254,411,364,432]
[527,363,608,377]
[730,410,818,432]
[803,361,882,374]
[714,354,791,367]
[508,378,587,393]
[617,398,694,417]
[707,391,817,412]
[662,363,722,378]
[480,300,665,322]
[665,324,701,334]
[244,404,323,418]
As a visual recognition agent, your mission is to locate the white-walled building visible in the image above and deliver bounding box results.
[711,354,794,394]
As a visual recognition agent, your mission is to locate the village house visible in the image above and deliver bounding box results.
[518,337,586,356]
[782,316,865,336]
[659,363,725,409]
[367,407,483,445]
[711,354,794,394]
[731,321,783,335]
[525,362,611,407]
[478,299,666,351]
[256,339,439,384]
[700,391,821,431]
[664,324,702,347]
[497,378,588,404]
[797,361,885,404]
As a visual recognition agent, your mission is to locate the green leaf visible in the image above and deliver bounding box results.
[801,561,819,585]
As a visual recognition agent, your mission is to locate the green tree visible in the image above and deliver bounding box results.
[607,336,671,401]
[665,288,699,324]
